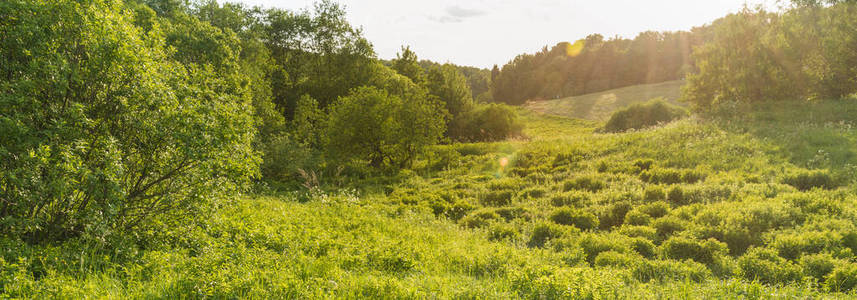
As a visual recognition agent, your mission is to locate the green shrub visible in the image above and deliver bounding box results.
[528,222,566,248]
[630,238,657,258]
[660,237,727,265]
[638,201,671,218]
[771,232,839,260]
[549,191,589,207]
[640,168,705,185]
[632,260,711,283]
[738,247,803,285]
[488,223,520,241]
[520,187,547,199]
[643,186,666,201]
[825,263,857,292]
[550,208,599,230]
[667,185,686,205]
[633,159,654,172]
[494,207,531,221]
[579,234,630,263]
[450,103,523,142]
[624,210,653,226]
[603,98,688,133]
[562,176,607,192]
[598,201,633,229]
[619,225,658,241]
[652,217,687,239]
[481,190,514,206]
[459,210,500,228]
[800,253,837,282]
[594,251,637,268]
[782,170,838,191]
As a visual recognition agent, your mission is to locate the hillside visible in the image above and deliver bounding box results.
[8,99,857,298]
[525,80,684,121]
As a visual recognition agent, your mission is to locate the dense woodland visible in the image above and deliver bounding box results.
[4,0,857,298]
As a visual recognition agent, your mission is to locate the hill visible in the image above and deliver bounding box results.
[9,99,857,298]
[524,80,684,121]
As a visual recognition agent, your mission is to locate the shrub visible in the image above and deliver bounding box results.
[738,247,803,285]
[550,208,599,231]
[550,191,589,207]
[520,187,547,199]
[652,217,687,239]
[782,170,838,191]
[667,185,686,205]
[624,210,653,226]
[640,168,704,185]
[638,201,671,218]
[633,159,654,172]
[326,86,445,168]
[643,186,666,201]
[825,263,857,292]
[630,238,657,258]
[632,260,711,283]
[459,210,500,229]
[0,0,259,243]
[800,253,837,282]
[594,251,637,268]
[660,237,727,265]
[528,222,566,248]
[562,176,607,192]
[494,207,531,221]
[619,225,658,241]
[603,98,687,133]
[599,201,633,229]
[579,234,630,263]
[488,223,520,241]
[771,232,839,260]
[449,103,523,142]
[481,190,514,206]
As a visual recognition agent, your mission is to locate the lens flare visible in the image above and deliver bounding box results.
[499,157,509,168]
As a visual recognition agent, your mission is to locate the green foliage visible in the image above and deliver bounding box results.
[624,210,653,226]
[325,85,445,168]
[632,260,712,283]
[391,46,426,85]
[781,170,838,191]
[427,64,473,118]
[562,175,607,192]
[549,208,599,230]
[603,99,688,132]
[528,222,566,248]
[660,237,728,265]
[594,251,637,268]
[738,248,803,285]
[0,0,258,243]
[449,104,524,142]
[825,263,857,292]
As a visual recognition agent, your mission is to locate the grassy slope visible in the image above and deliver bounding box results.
[524,80,684,121]
[6,100,857,298]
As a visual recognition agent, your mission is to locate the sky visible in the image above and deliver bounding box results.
[235,0,776,69]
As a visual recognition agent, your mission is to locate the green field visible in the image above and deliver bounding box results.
[7,98,857,298]
[525,80,685,121]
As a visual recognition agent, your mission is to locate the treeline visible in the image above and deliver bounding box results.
[0,0,520,245]
[492,30,709,105]
[683,0,857,110]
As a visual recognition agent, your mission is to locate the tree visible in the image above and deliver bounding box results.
[426,64,474,118]
[325,83,445,168]
[392,46,426,85]
[0,0,258,243]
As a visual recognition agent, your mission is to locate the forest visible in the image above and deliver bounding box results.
[3,0,857,298]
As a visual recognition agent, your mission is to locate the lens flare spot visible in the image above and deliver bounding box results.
[566,39,585,57]
[499,157,509,168]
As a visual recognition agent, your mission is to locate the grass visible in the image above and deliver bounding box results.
[524,80,684,121]
[6,98,857,298]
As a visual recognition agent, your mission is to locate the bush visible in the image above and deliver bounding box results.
[488,223,520,241]
[624,210,653,226]
[579,234,630,263]
[652,217,687,239]
[0,0,259,243]
[782,170,838,191]
[738,247,803,285]
[799,253,837,282]
[599,201,633,229]
[449,103,523,142]
[481,190,514,206]
[643,186,666,201]
[630,238,657,258]
[562,176,607,192]
[550,208,599,231]
[660,237,727,265]
[494,207,531,221]
[528,222,566,248]
[633,259,711,283]
[640,168,705,185]
[633,159,654,172]
[619,225,658,241]
[459,210,500,229]
[603,98,687,133]
[594,251,637,268]
[825,263,857,292]
[550,191,589,207]
[637,202,671,218]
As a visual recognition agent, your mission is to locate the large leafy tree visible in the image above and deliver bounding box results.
[0,0,258,242]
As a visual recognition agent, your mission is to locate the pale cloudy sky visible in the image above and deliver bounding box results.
[235,0,776,68]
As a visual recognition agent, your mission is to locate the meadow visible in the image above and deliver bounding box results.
[5,97,857,298]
